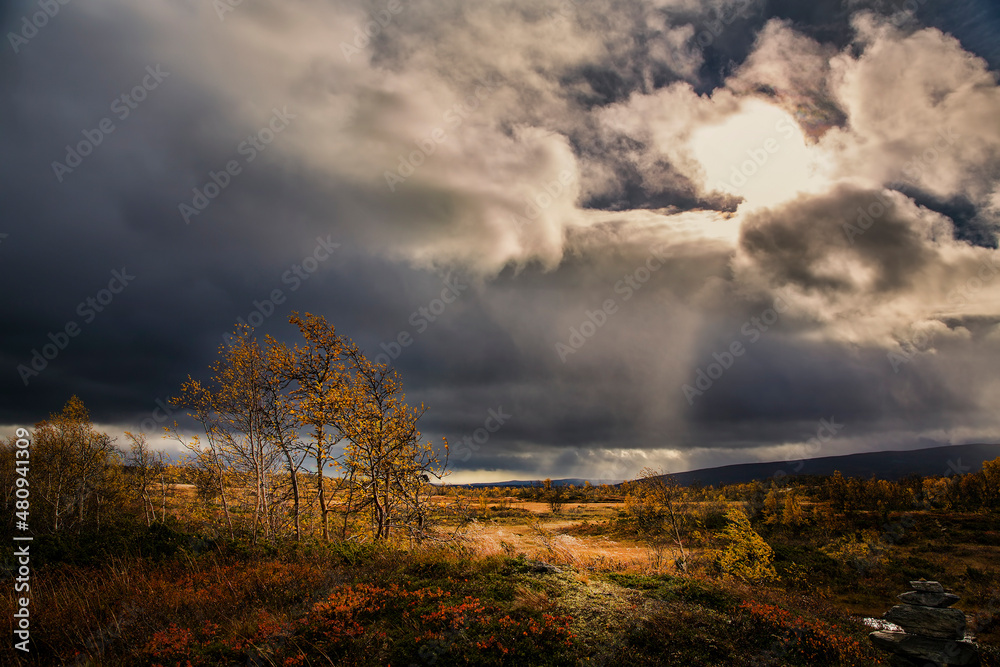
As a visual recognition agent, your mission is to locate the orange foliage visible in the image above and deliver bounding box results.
[299,582,576,662]
[738,600,875,666]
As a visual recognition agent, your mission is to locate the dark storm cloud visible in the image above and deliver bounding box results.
[850,0,1000,70]
[890,187,1000,249]
[739,185,939,295]
[2,0,1000,481]
[572,132,742,212]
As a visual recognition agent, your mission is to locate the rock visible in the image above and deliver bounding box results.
[870,631,980,666]
[884,604,965,639]
[529,561,561,574]
[871,582,980,667]
[910,580,945,593]
[899,590,961,608]
[884,604,966,640]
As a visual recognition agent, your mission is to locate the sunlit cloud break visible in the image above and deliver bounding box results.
[2,0,1000,483]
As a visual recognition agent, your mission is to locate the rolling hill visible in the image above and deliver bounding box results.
[451,443,1000,488]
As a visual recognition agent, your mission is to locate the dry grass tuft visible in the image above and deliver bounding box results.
[512,584,554,613]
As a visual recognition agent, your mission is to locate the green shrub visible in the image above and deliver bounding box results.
[32,519,218,567]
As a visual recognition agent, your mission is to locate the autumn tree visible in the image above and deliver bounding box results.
[983,457,1000,509]
[170,316,449,544]
[781,489,808,531]
[626,468,690,572]
[260,335,307,541]
[276,312,349,541]
[827,470,849,512]
[762,487,781,525]
[124,432,166,526]
[714,507,777,583]
[543,478,566,514]
[171,326,299,543]
[335,342,448,541]
[32,396,124,533]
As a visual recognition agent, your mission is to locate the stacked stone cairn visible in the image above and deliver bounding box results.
[869,580,980,666]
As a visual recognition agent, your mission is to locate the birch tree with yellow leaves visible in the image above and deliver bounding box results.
[171,316,449,543]
[277,312,349,541]
[172,326,300,543]
[335,342,448,542]
[32,396,123,533]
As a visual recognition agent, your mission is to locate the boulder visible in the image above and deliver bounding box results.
[884,604,966,640]
[870,581,979,667]
[899,590,961,608]
[529,561,561,574]
[870,631,980,666]
[910,580,945,593]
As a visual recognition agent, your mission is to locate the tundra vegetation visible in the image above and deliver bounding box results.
[2,314,999,665]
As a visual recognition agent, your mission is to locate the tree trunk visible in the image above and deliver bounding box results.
[284,448,301,542]
[215,453,234,539]
[143,490,152,526]
[316,432,328,541]
[159,456,167,521]
[341,469,355,541]
[666,495,688,573]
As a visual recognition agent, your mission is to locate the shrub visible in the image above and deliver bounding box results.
[295,582,578,665]
[820,530,888,575]
[737,601,872,666]
[712,508,777,583]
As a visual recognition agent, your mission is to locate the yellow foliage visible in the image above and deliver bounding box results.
[714,507,777,583]
[31,396,124,533]
[821,529,888,574]
[763,488,781,525]
[782,490,808,529]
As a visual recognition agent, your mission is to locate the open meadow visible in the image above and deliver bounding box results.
[4,461,999,666]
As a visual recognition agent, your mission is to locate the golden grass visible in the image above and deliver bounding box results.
[455,522,684,573]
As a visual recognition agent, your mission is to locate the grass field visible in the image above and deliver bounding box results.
[4,481,999,666]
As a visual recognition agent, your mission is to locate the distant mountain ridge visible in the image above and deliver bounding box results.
[662,443,1000,488]
[449,443,1000,489]
[453,478,622,488]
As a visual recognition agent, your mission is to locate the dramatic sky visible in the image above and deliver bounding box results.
[3,0,1000,483]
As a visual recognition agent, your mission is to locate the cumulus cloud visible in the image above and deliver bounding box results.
[823,16,1000,201]
[3,0,1000,481]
